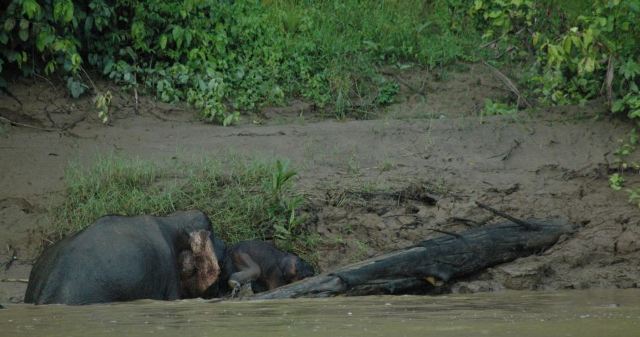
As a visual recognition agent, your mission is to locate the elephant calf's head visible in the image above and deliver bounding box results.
[178,230,220,298]
[280,254,315,284]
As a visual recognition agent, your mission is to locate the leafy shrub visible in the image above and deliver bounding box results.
[469,0,537,40]
[1,0,483,122]
[1,0,82,81]
[467,0,640,202]
[531,1,640,109]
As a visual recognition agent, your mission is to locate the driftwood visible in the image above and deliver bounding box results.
[253,219,573,299]
[1,278,29,283]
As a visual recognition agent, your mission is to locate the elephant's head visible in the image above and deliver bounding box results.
[178,230,220,298]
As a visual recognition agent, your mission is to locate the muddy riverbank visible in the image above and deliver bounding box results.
[1,65,639,303]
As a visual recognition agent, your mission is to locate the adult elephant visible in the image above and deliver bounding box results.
[24,210,226,305]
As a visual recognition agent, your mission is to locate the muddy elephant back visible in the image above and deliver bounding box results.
[24,236,72,304]
[25,218,179,304]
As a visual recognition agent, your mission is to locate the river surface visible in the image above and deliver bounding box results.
[1,290,639,337]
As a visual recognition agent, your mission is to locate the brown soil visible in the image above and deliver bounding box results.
[1,64,639,303]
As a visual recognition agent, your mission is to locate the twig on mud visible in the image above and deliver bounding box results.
[3,247,17,271]
[494,46,516,60]
[393,75,425,96]
[61,113,89,131]
[144,99,193,122]
[380,69,426,96]
[145,108,189,122]
[426,228,463,239]
[601,56,614,108]
[0,116,61,132]
[482,61,532,108]
[33,72,56,89]
[449,217,488,227]
[44,110,58,128]
[1,279,29,283]
[475,201,538,231]
[489,139,521,161]
[41,99,82,128]
[478,83,513,93]
[348,190,438,206]
[0,86,22,106]
[480,37,501,49]
[134,87,140,114]
[480,28,525,49]
[79,66,99,94]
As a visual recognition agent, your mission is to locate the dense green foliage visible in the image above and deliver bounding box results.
[469,0,640,204]
[3,1,640,203]
[51,156,316,258]
[471,0,639,118]
[2,1,637,122]
[0,0,482,123]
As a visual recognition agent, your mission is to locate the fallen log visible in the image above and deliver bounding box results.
[252,219,573,299]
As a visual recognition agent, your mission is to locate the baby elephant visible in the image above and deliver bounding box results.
[177,230,221,298]
[221,240,315,296]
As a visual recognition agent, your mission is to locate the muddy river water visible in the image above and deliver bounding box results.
[1,290,639,337]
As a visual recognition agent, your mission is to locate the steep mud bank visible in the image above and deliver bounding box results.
[1,65,639,303]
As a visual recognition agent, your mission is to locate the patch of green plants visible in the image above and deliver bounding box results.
[530,2,638,106]
[609,173,625,191]
[610,128,640,204]
[0,0,483,123]
[469,0,537,41]
[466,0,640,204]
[51,155,316,259]
[375,79,400,106]
[529,1,640,203]
[480,98,518,116]
[353,239,371,261]
[468,0,639,116]
[377,159,396,173]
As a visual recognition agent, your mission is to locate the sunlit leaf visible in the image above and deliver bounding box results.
[159,35,167,50]
[66,77,88,98]
[620,59,640,80]
[22,0,41,19]
[45,61,56,75]
[19,19,29,30]
[54,0,74,24]
[18,29,29,42]
[3,18,15,32]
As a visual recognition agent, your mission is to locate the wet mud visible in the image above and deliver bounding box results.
[1,65,639,302]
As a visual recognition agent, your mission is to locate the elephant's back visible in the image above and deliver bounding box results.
[24,235,75,303]
[25,215,178,304]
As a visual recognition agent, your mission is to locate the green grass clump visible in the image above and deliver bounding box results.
[263,0,482,117]
[480,99,518,117]
[51,156,314,257]
[55,157,174,234]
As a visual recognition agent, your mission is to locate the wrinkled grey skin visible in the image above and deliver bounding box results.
[24,210,226,305]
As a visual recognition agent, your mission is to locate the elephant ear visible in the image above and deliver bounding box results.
[176,228,192,252]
